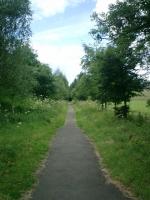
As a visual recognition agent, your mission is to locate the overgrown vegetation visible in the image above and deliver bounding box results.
[0,99,67,200]
[72,1,150,197]
[0,0,150,199]
[71,0,150,118]
[0,0,69,110]
[0,1,69,199]
[74,100,150,200]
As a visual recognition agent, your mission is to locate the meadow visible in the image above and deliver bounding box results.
[0,99,67,200]
[74,92,150,200]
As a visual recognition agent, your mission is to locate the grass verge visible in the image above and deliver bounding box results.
[0,100,67,200]
[74,101,150,200]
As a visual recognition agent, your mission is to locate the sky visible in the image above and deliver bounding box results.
[31,0,117,84]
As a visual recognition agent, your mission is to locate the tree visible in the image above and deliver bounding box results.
[86,0,149,117]
[0,0,71,111]
[100,47,146,113]
[0,0,31,51]
[79,44,146,117]
[0,45,37,110]
[70,73,92,100]
[53,70,69,100]
[81,45,100,100]
[90,0,150,71]
[108,0,150,67]
[0,0,32,108]
[34,64,55,99]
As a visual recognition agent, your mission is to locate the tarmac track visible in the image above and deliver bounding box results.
[31,105,130,200]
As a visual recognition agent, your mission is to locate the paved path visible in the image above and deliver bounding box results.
[31,105,130,200]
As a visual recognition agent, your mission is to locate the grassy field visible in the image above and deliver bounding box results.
[130,90,150,115]
[74,97,150,200]
[0,99,67,200]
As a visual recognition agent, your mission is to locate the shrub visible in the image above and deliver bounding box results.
[146,99,150,107]
[114,105,129,118]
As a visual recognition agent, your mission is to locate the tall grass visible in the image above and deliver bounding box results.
[75,100,150,200]
[0,99,67,200]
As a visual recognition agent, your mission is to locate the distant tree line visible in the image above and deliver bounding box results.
[71,0,150,117]
[0,0,69,111]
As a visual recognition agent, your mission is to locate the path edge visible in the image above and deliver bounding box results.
[79,128,138,200]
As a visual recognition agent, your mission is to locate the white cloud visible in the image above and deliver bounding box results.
[31,0,85,19]
[31,21,92,83]
[31,1,114,83]
[95,0,117,13]
[32,43,83,84]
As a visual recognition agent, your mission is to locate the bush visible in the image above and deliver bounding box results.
[114,105,129,118]
[146,99,150,107]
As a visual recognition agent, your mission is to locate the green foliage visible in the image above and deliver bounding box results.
[0,0,69,108]
[0,1,69,199]
[73,44,146,117]
[75,101,150,200]
[108,0,150,68]
[146,99,150,107]
[34,64,55,99]
[0,100,67,200]
[0,0,32,78]
[91,0,150,70]
[72,0,150,117]
[0,45,38,109]
[0,0,33,107]
[114,105,129,118]
[53,70,69,100]
[70,73,92,100]
[0,0,31,50]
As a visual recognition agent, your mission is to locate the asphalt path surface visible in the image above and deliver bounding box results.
[31,105,130,200]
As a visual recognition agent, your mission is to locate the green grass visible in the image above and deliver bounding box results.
[129,100,150,115]
[130,90,150,115]
[74,100,150,200]
[0,100,67,200]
